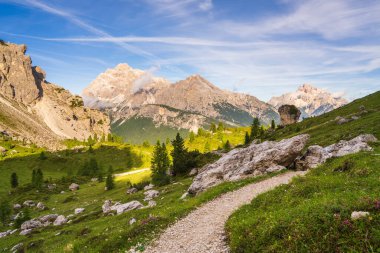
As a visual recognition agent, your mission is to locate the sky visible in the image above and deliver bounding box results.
[0,0,379,101]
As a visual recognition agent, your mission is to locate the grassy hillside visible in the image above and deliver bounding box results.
[226,91,380,252]
[112,117,189,145]
[0,143,150,196]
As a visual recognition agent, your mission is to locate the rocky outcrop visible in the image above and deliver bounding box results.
[0,41,110,149]
[269,84,347,117]
[295,134,377,170]
[188,134,309,194]
[278,105,301,125]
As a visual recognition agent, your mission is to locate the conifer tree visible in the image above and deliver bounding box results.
[171,133,188,176]
[224,140,231,151]
[10,172,18,188]
[271,119,276,130]
[250,118,260,140]
[151,141,170,185]
[189,131,195,142]
[31,170,36,186]
[35,169,44,188]
[217,122,224,132]
[204,142,211,152]
[105,165,114,190]
[244,132,250,145]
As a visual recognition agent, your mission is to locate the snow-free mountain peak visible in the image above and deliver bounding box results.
[268,84,347,117]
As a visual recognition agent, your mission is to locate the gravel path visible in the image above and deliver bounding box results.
[144,171,306,253]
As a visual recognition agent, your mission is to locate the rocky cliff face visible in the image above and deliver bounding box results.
[269,84,347,117]
[83,64,279,137]
[0,42,110,149]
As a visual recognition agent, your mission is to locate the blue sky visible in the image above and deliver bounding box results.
[0,0,379,101]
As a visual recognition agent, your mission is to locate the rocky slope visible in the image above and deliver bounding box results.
[83,64,279,139]
[268,84,347,117]
[0,42,109,149]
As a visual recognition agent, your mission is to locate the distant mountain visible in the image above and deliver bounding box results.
[268,84,347,118]
[83,64,279,143]
[0,42,110,149]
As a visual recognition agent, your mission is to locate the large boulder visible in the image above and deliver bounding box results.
[188,134,309,194]
[278,105,301,125]
[39,214,59,223]
[296,134,377,170]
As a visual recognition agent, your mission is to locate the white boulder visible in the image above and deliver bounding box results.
[69,183,80,191]
[144,183,154,190]
[188,134,310,194]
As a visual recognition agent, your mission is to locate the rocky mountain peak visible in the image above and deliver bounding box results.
[268,84,347,117]
[0,41,110,149]
[0,42,41,105]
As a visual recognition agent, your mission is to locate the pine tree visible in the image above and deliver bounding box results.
[94,133,98,142]
[224,140,231,151]
[107,133,113,142]
[250,118,260,140]
[105,173,114,190]
[101,134,106,142]
[271,119,276,130]
[10,172,18,188]
[151,141,170,186]
[88,145,94,153]
[244,132,250,145]
[35,169,44,188]
[259,126,265,137]
[171,133,188,176]
[39,151,47,160]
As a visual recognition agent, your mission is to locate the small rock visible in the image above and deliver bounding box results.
[13,204,21,210]
[23,200,35,207]
[39,214,58,223]
[48,184,56,190]
[335,116,350,125]
[129,218,136,225]
[11,243,23,253]
[148,200,157,207]
[144,190,159,201]
[19,229,33,236]
[69,183,79,191]
[0,230,11,238]
[53,215,68,226]
[351,115,360,120]
[351,211,370,220]
[180,192,188,200]
[91,178,98,182]
[36,202,46,210]
[75,208,85,214]
[21,219,42,230]
[60,191,65,194]
[144,183,154,190]
[189,168,198,176]
[126,187,138,194]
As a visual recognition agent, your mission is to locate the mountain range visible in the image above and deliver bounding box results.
[83,64,347,143]
[0,42,109,149]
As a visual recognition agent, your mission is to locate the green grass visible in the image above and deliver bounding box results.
[0,170,283,252]
[225,91,380,252]
[0,143,149,196]
[226,146,380,253]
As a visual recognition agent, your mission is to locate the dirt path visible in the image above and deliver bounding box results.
[114,168,150,178]
[144,171,306,253]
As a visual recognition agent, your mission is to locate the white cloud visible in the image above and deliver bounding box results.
[199,0,213,11]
